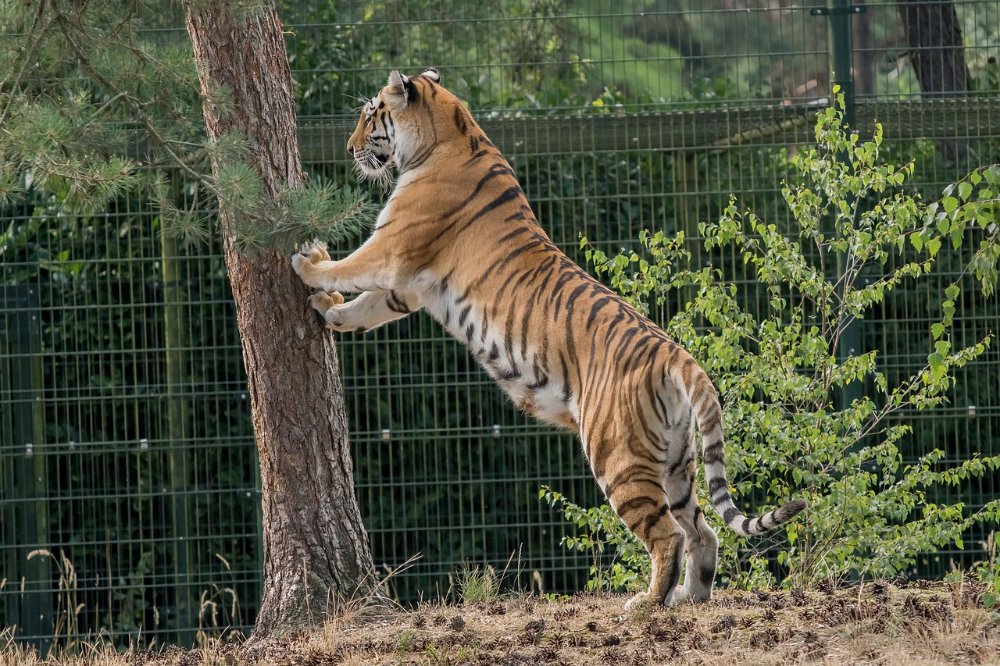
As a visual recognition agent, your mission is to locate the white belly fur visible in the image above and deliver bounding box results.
[419,281,578,429]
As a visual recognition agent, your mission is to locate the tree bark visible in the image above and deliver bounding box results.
[897,0,970,97]
[897,0,973,162]
[183,2,375,640]
[853,0,875,97]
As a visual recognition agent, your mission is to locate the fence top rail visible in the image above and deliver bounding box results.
[292,97,1000,161]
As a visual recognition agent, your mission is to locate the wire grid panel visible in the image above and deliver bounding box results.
[0,182,261,647]
[1,0,999,649]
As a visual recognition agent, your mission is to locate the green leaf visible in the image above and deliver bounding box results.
[957,181,973,201]
[950,225,964,250]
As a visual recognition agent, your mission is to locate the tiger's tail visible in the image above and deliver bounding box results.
[678,364,808,537]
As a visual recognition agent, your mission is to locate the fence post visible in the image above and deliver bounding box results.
[0,285,52,654]
[815,0,865,407]
[827,0,858,125]
[161,220,195,645]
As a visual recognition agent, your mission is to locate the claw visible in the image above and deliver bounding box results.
[294,239,332,264]
[298,239,327,254]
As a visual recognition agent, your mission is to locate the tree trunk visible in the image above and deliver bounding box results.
[897,0,970,97]
[183,2,375,640]
[853,0,874,97]
[897,0,973,162]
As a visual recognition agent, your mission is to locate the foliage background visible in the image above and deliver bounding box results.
[1,0,999,650]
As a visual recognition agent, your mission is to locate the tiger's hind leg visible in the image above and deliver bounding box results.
[659,418,719,603]
[668,476,719,603]
[604,473,685,609]
[308,289,419,332]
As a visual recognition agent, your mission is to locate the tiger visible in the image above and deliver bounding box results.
[291,68,807,608]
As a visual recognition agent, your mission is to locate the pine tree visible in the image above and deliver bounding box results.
[2,0,376,640]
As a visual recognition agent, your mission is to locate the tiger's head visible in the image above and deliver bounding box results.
[348,68,456,182]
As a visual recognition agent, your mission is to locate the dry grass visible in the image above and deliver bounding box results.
[4,580,999,665]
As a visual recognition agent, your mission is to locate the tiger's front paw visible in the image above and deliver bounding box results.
[291,240,331,280]
[298,240,330,263]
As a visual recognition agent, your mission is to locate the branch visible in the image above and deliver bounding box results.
[50,7,206,184]
[0,1,56,130]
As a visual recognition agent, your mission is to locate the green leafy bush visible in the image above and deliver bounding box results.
[547,93,1000,592]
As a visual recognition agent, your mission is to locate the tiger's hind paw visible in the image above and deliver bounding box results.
[624,592,656,611]
[306,291,349,330]
[307,290,345,312]
[671,589,701,604]
[625,590,689,611]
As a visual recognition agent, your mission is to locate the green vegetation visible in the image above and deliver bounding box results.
[549,95,1000,593]
[457,565,504,605]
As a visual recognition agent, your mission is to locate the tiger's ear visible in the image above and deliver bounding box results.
[386,70,418,106]
[421,67,440,83]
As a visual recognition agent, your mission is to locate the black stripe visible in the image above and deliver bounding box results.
[585,296,613,328]
[386,292,410,314]
[616,496,658,516]
[698,564,716,588]
[519,302,533,361]
[703,441,724,465]
[453,105,468,134]
[603,464,662,499]
[403,77,419,103]
[428,163,514,224]
[527,374,548,390]
[668,492,691,512]
[470,185,523,223]
[559,353,572,402]
[462,149,490,165]
[667,452,691,478]
[643,503,670,531]
[699,411,721,434]
[497,367,522,380]
[458,304,472,326]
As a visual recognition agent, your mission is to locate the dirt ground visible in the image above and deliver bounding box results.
[5,580,1000,665]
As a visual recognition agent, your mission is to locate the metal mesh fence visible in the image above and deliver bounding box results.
[2,0,999,650]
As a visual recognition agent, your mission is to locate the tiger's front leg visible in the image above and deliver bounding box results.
[291,239,398,294]
[307,289,421,333]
